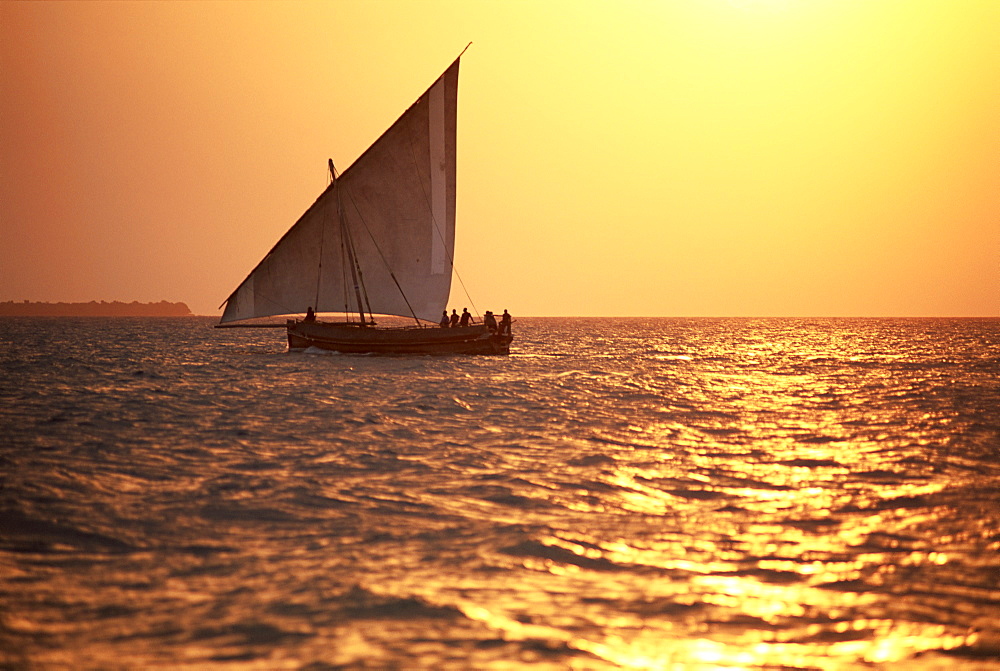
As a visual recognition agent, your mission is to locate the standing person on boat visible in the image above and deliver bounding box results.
[440,311,449,328]
[449,310,460,327]
[460,308,474,327]
[484,311,498,333]
[500,310,511,335]
[304,307,316,322]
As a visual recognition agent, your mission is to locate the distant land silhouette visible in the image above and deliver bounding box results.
[0,300,193,317]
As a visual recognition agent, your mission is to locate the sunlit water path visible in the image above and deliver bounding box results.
[2,317,998,669]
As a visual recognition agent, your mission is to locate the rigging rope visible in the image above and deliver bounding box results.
[341,188,423,326]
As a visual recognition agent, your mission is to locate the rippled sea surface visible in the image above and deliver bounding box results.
[2,317,999,670]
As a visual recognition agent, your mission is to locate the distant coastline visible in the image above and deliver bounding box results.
[0,300,193,317]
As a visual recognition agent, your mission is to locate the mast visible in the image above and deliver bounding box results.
[314,162,336,312]
[335,181,368,325]
[328,159,367,324]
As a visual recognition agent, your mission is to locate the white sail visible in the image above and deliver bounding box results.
[220,59,459,324]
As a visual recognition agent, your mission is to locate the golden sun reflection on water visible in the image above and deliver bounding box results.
[377,332,988,669]
[5,318,997,669]
[488,353,981,670]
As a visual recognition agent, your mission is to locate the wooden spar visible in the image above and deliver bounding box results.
[218,54,469,329]
[337,181,368,325]
[314,162,338,312]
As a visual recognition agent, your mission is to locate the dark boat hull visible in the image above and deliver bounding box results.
[287,321,512,355]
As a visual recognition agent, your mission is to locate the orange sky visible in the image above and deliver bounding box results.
[2,0,997,317]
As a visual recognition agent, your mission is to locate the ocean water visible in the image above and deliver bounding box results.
[1,316,999,670]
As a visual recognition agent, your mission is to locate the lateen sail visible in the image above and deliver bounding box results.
[220,60,459,324]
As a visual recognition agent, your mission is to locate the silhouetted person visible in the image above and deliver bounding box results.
[460,308,474,327]
[484,311,498,333]
[304,306,316,322]
[440,311,449,328]
[499,309,511,335]
[449,309,460,327]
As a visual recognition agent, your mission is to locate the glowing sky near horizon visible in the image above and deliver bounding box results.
[1,0,997,317]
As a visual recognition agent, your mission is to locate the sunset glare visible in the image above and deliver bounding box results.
[2,0,997,317]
